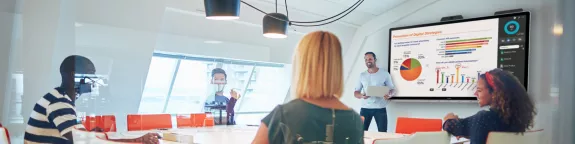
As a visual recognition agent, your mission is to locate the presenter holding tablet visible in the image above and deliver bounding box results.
[354,52,395,132]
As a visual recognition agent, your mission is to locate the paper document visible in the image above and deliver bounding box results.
[365,86,391,97]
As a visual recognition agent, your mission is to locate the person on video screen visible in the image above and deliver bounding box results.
[205,68,241,125]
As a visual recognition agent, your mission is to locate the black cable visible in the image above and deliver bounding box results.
[240,0,363,26]
[241,1,268,14]
[290,0,363,27]
[290,0,362,23]
[284,0,289,19]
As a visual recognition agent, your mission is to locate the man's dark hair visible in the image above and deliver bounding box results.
[211,68,227,79]
[60,55,94,75]
[365,52,377,60]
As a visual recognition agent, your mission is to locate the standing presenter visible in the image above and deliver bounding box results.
[354,52,396,132]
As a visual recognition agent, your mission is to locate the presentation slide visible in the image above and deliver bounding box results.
[389,13,529,99]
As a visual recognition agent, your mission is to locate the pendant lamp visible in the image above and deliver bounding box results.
[204,0,240,20]
[263,13,289,38]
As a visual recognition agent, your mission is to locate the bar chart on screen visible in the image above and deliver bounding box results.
[435,63,482,91]
[438,37,492,58]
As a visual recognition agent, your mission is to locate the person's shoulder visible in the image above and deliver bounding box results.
[476,109,498,116]
[282,99,311,110]
[473,109,501,121]
[377,69,391,75]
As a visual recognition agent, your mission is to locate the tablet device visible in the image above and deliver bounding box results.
[365,86,391,97]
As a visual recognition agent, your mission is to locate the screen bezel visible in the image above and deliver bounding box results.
[387,12,530,100]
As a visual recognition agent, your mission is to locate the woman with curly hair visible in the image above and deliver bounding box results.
[443,68,536,144]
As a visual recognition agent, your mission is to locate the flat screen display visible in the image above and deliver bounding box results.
[388,12,530,100]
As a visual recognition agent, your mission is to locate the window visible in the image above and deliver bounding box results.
[138,57,178,114]
[236,66,291,112]
[138,53,290,114]
[164,60,214,114]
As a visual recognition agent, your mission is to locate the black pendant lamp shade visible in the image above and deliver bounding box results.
[263,13,289,38]
[204,0,240,20]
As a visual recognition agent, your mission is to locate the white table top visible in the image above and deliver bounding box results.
[364,131,408,144]
[74,126,467,144]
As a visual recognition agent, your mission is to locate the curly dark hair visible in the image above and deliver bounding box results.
[479,68,536,132]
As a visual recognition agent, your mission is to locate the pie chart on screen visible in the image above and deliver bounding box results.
[400,58,422,81]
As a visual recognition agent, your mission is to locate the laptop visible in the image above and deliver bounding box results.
[365,86,391,97]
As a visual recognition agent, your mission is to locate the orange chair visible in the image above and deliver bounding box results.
[98,115,117,132]
[176,115,192,128]
[127,114,172,131]
[204,113,215,127]
[191,113,207,127]
[395,117,443,134]
[83,116,99,131]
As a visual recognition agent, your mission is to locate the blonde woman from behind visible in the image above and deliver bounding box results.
[252,31,364,144]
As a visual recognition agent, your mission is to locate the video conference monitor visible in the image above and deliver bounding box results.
[388,12,530,100]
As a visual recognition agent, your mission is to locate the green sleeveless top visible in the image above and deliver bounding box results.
[262,99,364,144]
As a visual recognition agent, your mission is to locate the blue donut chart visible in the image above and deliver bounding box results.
[504,20,520,35]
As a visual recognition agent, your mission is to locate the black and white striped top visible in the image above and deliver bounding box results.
[24,88,80,144]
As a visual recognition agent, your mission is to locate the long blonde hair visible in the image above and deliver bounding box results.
[292,31,343,99]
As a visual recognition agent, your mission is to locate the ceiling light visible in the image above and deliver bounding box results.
[553,24,563,36]
[263,13,288,39]
[204,0,240,20]
[204,40,223,44]
[204,0,364,38]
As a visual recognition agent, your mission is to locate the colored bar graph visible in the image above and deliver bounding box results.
[445,49,477,53]
[441,72,444,83]
[446,45,483,50]
[446,42,489,47]
[456,68,460,83]
[436,70,439,84]
[445,52,472,55]
[461,76,464,83]
[467,77,469,83]
[451,75,454,83]
[442,37,491,56]
[445,37,492,43]
[446,76,449,83]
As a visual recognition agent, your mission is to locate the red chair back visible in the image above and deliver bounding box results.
[204,113,215,127]
[396,117,443,134]
[127,114,172,131]
[191,113,207,127]
[83,116,98,131]
[98,115,117,132]
[176,115,192,128]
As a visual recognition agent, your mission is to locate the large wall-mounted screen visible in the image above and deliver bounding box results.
[388,12,530,100]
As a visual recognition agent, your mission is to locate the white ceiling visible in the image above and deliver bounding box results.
[252,0,408,26]
[11,0,408,62]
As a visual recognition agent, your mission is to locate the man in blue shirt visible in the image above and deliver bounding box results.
[354,52,395,132]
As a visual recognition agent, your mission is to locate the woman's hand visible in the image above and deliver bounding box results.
[443,112,459,121]
[137,133,160,144]
[354,92,364,99]
[230,89,241,99]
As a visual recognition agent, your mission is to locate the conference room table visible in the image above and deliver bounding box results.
[74,125,468,144]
